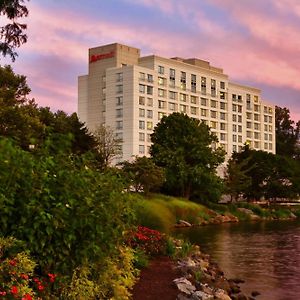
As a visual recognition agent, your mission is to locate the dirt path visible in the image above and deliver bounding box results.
[132,256,180,300]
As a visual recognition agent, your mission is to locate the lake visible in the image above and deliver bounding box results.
[175,220,300,300]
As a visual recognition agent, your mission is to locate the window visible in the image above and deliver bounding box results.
[116,85,123,93]
[201,77,206,94]
[116,72,123,82]
[232,94,237,101]
[191,74,196,92]
[254,104,259,112]
[158,89,166,97]
[238,125,242,133]
[269,116,273,123]
[232,104,237,112]
[247,122,252,129]
[139,145,145,154]
[139,96,145,105]
[211,100,217,108]
[158,65,164,74]
[190,106,197,115]
[180,93,187,102]
[147,110,153,118]
[233,124,237,132]
[269,134,272,141]
[139,84,145,93]
[232,114,237,122]
[115,132,123,141]
[220,123,226,130]
[269,143,273,150]
[254,141,259,149]
[158,100,166,109]
[238,135,242,143]
[233,135,237,142]
[210,121,217,129]
[211,110,217,118]
[254,95,258,102]
[139,72,145,80]
[238,115,242,122]
[220,91,226,100]
[201,98,207,106]
[139,120,145,129]
[116,120,123,130]
[147,121,153,130]
[147,134,151,142]
[139,132,145,141]
[254,123,260,130]
[147,98,153,106]
[147,86,153,95]
[264,133,268,140]
[116,108,123,118]
[220,133,226,141]
[158,112,166,120]
[169,102,176,111]
[169,91,176,100]
[246,94,251,109]
[139,108,145,117]
[247,131,252,138]
[254,132,260,139]
[237,95,242,101]
[201,109,207,117]
[254,114,259,121]
[170,68,175,80]
[191,95,197,104]
[220,81,225,89]
[238,105,242,113]
[180,104,187,113]
[158,77,166,86]
[247,112,252,120]
[220,112,226,120]
[147,74,153,82]
[233,145,237,152]
[220,102,226,110]
[116,96,123,106]
[211,79,216,97]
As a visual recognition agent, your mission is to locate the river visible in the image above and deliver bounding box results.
[176,220,300,300]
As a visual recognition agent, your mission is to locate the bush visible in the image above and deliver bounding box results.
[0,138,135,278]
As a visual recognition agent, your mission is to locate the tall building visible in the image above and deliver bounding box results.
[78,43,276,163]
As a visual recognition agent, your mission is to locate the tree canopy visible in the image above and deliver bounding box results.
[0,0,29,61]
[150,113,225,200]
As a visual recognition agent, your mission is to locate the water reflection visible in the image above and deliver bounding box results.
[175,220,300,300]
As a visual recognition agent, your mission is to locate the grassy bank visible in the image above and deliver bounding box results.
[132,193,300,233]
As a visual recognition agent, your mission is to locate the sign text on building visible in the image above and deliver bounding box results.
[90,51,115,63]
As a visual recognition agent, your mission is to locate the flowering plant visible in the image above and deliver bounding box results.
[0,237,58,299]
[127,226,166,255]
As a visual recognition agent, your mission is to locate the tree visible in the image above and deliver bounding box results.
[150,113,225,199]
[93,125,122,169]
[0,0,29,61]
[121,156,165,195]
[275,106,300,158]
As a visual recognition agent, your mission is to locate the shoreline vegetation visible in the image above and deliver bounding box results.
[132,193,300,300]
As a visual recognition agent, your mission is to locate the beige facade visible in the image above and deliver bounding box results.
[78,43,276,163]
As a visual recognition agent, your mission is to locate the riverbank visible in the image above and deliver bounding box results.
[133,243,256,300]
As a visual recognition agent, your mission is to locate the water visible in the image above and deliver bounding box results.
[175,220,300,300]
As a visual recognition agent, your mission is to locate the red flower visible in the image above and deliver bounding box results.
[9,259,17,266]
[37,284,44,291]
[0,291,7,296]
[22,294,32,300]
[10,286,18,295]
[48,273,57,283]
[20,273,29,280]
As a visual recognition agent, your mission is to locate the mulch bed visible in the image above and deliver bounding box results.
[132,256,180,300]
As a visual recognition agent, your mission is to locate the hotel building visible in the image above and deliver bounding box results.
[78,43,275,163]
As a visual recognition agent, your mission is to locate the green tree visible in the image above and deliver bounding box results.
[0,0,29,61]
[121,156,165,195]
[275,106,300,158]
[150,113,225,199]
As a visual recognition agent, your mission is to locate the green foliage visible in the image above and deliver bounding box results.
[133,248,149,269]
[150,112,225,199]
[0,0,29,61]
[121,156,165,195]
[275,106,300,158]
[63,246,138,300]
[272,208,292,219]
[0,138,135,277]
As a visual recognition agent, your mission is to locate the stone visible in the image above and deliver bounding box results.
[174,277,196,295]
[191,290,214,300]
[179,220,193,227]
[237,208,254,215]
[177,293,191,300]
[215,288,232,300]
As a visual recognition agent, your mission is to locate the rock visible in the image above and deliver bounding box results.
[179,220,193,227]
[177,293,191,300]
[290,212,297,219]
[199,283,214,295]
[251,291,261,297]
[191,290,214,300]
[237,208,253,215]
[215,288,232,300]
[174,277,196,295]
[229,278,245,284]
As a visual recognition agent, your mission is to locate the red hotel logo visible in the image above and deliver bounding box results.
[90,51,115,63]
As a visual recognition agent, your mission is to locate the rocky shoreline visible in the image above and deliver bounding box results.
[173,245,259,300]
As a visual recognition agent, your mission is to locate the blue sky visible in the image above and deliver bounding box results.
[1,0,299,121]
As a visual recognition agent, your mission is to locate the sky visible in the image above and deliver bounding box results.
[1,0,300,122]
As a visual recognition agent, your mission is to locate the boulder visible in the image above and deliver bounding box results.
[178,220,193,227]
[191,291,214,300]
[215,289,232,300]
[174,277,196,295]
